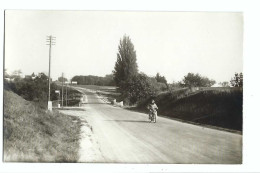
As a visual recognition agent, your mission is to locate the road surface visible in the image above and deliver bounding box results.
[60,87,242,164]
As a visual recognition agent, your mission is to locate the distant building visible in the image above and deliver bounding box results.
[37,73,42,78]
[4,78,14,82]
[32,73,36,80]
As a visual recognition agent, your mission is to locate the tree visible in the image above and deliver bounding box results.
[103,74,116,86]
[155,73,166,83]
[230,72,243,87]
[182,73,216,87]
[71,74,115,86]
[121,73,159,104]
[58,76,68,82]
[113,35,138,87]
[155,73,168,88]
[219,81,230,87]
[4,70,59,102]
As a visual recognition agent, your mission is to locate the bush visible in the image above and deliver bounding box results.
[4,73,58,103]
[119,73,159,105]
[149,77,168,91]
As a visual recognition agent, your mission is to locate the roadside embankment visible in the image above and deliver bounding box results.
[3,90,81,162]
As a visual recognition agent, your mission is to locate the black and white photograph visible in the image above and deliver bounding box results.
[3,10,244,164]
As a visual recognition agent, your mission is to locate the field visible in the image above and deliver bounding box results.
[77,85,120,102]
[77,85,117,92]
[3,90,82,162]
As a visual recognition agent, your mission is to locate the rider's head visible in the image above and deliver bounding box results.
[151,99,155,104]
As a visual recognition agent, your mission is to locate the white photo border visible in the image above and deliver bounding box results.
[1,0,260,172]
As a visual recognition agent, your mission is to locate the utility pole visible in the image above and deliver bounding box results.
[46,35,56,111]
[67,82,69,106]
[66,83,68,106]
[62,72,64,108]
[58,91,60,107]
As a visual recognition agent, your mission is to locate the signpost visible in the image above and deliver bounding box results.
[48,101,52,111]
[61,73,64,108]
[55,90,60,108]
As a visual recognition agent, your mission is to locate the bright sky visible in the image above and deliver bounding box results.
[5,10,243,83]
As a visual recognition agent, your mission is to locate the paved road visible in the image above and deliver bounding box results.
[64,87,242,164]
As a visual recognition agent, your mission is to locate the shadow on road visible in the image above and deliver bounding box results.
[104,120,151,123]
[54,107,86,111]
[81,102,107,105]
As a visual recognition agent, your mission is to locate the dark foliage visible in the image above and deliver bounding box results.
[113,35,138,87]
[111,36,171,105]
[155,73,168,87]
[119,73,159,105]
[181,73,216,87]
[58,76,68,82]
[71,74,115,86]
[4,72,58,103]
[230,72,243,87]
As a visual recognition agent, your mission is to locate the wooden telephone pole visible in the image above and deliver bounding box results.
[62,72,64,108]
[66,82,68,106]
[46,35,56,111]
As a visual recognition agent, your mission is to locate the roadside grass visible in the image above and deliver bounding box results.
[3,90,81,162]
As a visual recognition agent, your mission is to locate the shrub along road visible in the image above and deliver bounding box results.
[61,86,242,164]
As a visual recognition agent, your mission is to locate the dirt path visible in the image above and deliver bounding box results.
[59,107,105,162]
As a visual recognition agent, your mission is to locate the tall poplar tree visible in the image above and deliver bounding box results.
[113,35,138,87]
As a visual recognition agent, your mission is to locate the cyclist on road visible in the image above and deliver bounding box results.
[147,99,158,123]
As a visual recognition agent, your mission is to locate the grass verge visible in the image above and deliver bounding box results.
[3,89,81,162]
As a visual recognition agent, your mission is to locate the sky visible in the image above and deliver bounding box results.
[5,10,243,83]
